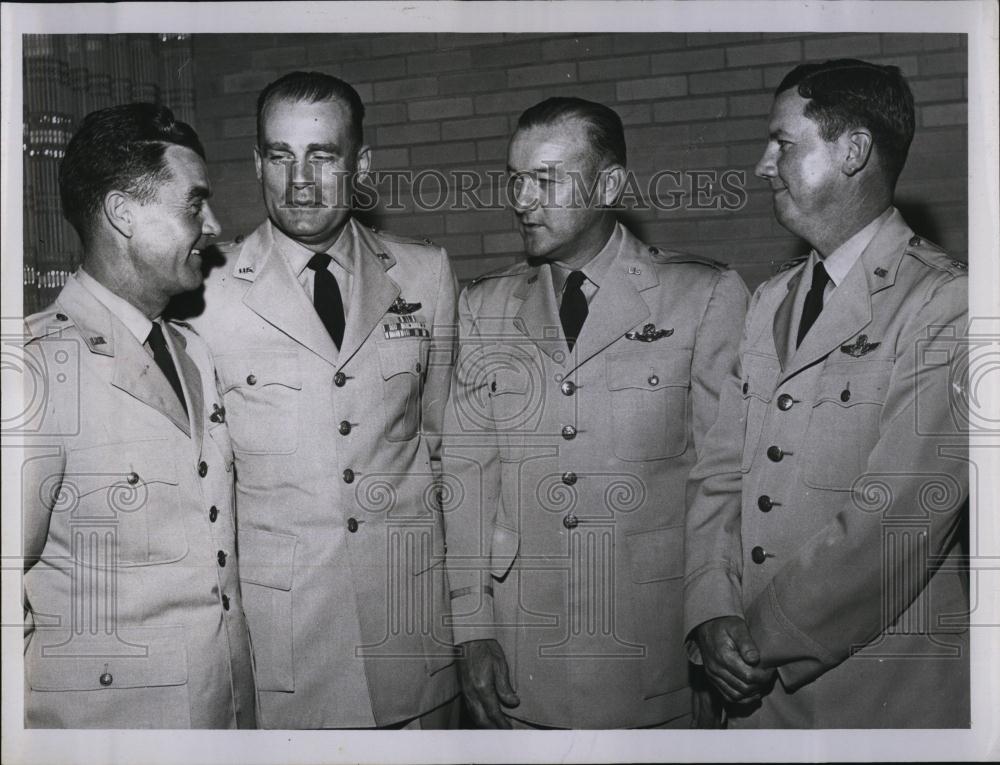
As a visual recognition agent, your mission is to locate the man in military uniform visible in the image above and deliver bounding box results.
[684,59,969,728]
[442,97,749,728]
[191,71,459,729]
[22,103,256,728]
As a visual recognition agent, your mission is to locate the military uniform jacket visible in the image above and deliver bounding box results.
[684,209,969,728]
[22,274,256,729]
[443,223,749,728]
[192,218,459,728]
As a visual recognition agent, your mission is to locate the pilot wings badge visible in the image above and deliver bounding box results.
[625,323,674,342]
[387,296,422,315]
[840,334,881,357]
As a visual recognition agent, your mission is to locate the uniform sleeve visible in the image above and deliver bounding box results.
[745,275,969,690]
[441,287,503,645]
[421,247,459,474]
[683,282,764,648]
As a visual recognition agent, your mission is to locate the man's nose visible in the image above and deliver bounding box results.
[512,176,539,213]
[202,203,222,238]
[755,146,776,180]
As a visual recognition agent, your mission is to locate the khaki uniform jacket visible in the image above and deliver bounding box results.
[684,210,969,728]
[443,223,749,728]
[22,274,256,729]
[192,218,459,728]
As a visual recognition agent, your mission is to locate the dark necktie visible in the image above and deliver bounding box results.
[796,260,831,347]
[559,270,589,352]
[306,252,346,350]
[146,321,188,416]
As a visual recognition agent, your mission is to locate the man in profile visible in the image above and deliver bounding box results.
[684,59,969,728]
[22,103,255,728]
[193,71,459,729]
[443,97,748,728]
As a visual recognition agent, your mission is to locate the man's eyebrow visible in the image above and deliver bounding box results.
[185,185,211,203]
[769,128,791,140]
[306,143,341,153]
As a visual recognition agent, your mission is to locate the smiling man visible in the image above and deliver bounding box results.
[22,103,256,728]
[442,97,749,728]
[191,71,459,729]
[683,60,970,728]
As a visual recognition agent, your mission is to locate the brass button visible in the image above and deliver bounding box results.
[562,471,577,486]
[909,235,921,246]
[217,550,227,567]
[766,445,784,462]
[126,471,139,485]
[840,389,851,402]
[560,380,576,396]
[561,425,577,440]
[343,468,355,483]
[757,495,775,512]
[56,313,68,321]
[751,546,767,564]
[339,420,352,435]
[198,461,208,477]
[246,374,257,386]
[347,517,359,533]
[99,671,113,687]
[777,394,794,411]
[222,594,231,610]
[562,513,579,529]
[415,362,422,373]
[334,372,347,387]
[742,381,749,394]
[648,375,659,386]
[209,505,218,523]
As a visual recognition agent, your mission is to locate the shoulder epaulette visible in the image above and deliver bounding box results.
[905,234,966,275]
[25,306,73,341]
[370,226,437,248]
[469,261,530,288]
[775,255,809,274]
[650,246,727,270]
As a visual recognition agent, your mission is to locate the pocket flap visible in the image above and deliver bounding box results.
[238,527,298,590]
[625,525,684,584]
[606,350,691,392]
[216,351,302,394]
[378,339,424,380]
[813,360,893,407]
[65,440,179,500]
[27,626,187,690]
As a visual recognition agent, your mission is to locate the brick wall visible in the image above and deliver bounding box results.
[191,33,967,289]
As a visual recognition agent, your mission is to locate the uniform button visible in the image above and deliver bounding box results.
[99,671,113,686]
[56,313,68,321]
[343,468,355,483]
[840,389,851,402]
[560,380,576,396]
[209,505,218,523]
[742,381,749,394]
[217,550,227,567]
[751,546,767,564]
[561,425,577,440]
[562,471,577,486]
[909,235,921,246]
[126,471,139,485]
[339,420,352,435]
[415,362,422,373]
[777,394,794,411]
[198,460,208,477]
[648,375,659,386]
[757,495,774,512]
[347,517,359,533]
[334,372,347,387]
[246,374,257,386]
[766,445,784,462]
[222,594,231,610]
[562,513,579,529]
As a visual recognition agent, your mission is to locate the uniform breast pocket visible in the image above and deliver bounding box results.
[606,349,691,461]
[804,360,893,490]
[215,351,301,455]
[740,352,779,473]
[378,339,428,442]
[63,441,187,566]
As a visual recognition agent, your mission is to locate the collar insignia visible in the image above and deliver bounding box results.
[625,323,673,342]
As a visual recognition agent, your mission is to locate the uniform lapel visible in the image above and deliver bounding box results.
[166,323,204,454]
[512,264,565,363]
[241,224,340,367]
[338,221,401,368]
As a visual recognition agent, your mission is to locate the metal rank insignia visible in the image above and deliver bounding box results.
[840,334,881,357]
[383,314,429,339]
[387,296,422,315]
[625,323,674,342]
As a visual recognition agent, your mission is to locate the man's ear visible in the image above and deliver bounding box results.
[103,190,134,238]
[843,128,874,176]
[598,164,627,207]
[253,144,263,182]
[354,144,372,185]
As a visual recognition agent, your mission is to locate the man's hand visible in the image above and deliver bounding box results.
[693,616,775,705]
[457,638,520,728]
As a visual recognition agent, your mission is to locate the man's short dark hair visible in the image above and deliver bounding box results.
[256,71,366,149]
[777,59,915,183]
[517,97,627,170]
[59,102,204,242]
